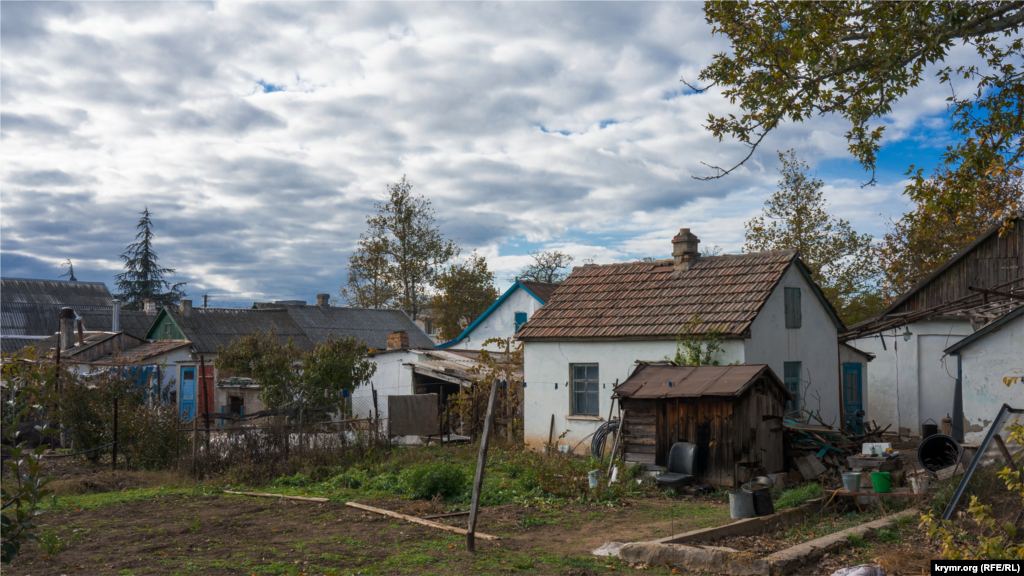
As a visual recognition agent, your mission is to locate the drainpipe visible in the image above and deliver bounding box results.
[112,300,121,333]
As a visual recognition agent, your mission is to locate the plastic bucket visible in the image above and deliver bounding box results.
[870,471,891,493]
[750,488,774,516]
[729,490,755,519]
[918,434,962,472]
[909,474,930,494]
[588,470,600,489]
[842,472,861,493]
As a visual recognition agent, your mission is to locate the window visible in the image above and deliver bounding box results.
[784,287,802,328]
[182,367,195,381]
[784,362,801,416]
[571,363,599,415]
[164,323,171,335]
[229,396,244,415]
[514,311,528,332]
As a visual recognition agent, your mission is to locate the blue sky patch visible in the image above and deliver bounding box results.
[257,80,284,93]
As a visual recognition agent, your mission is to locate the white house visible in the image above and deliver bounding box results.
[439,280,559,351]
[944,307,1024,443]
[516,228,846,454]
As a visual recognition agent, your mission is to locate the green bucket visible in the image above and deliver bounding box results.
[870,471,891,493]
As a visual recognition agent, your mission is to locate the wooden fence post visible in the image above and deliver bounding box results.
[467,378,501,552]
[112,396,119,471]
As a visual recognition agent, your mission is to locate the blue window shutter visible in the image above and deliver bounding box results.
[785,288,802,328]
[514,311,528,332]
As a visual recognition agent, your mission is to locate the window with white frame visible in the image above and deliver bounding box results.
[571,363,600,415]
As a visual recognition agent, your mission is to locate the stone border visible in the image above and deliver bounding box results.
[618,508,918,576]
[654,497,826,544]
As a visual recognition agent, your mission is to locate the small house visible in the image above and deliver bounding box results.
[614,363,791,487]
[439,279,559,351]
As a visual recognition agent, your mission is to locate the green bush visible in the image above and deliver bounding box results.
[326,469,368,490]
[274,473,312,487]
[401,462,468,500]
[775,483,823,509]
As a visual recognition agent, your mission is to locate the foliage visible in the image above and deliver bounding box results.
[774,482,823,510]
[429,251,499,341]
[401,462,468,500]
[876,170,1023,301]
[37,528,82,557]
[61,369,181,469]
[58,259,77,281]
[449,337,524,441]
[514,250,574,283]
[215,327,375,411]
[670,314,726,366]
[744,150,881,324]
[695,2,1024,218]
[2,366,57,564]
[340,176,460,320]
[114,206,187,310]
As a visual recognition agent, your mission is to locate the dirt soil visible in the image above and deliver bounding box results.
[5,493,732,576]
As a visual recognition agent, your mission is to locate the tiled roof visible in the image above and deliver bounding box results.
[516,251,798,340]
[519,281,560,304]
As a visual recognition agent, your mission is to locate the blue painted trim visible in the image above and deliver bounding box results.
[437,281,547,349]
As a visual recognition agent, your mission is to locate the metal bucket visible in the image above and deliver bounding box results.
[918,434,962,472]
[921,423,938,439]
[588,470,600,489]
[729,490,755,519]
[909,474,930,494]
[842,472,861,493]
[750,487,774,516]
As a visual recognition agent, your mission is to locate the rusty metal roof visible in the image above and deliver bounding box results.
[614,363,790,400]
[516,251,798,340]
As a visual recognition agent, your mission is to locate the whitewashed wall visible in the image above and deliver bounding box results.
[449,286,543,351]
[745,265,843,427]
[355,350,419,418]
[955,314,1024,443]
[849,319,972,436]
[522,339,745,451]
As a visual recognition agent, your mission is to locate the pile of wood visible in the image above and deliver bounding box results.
[784,419,891,482]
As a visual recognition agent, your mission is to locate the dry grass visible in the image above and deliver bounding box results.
[48,469,188,496]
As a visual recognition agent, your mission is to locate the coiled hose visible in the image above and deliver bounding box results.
[589,418,621,458]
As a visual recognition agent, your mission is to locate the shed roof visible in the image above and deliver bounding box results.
[92,340,193,364]
[1,278,114,336]
[945,306,1024,355]
[516,251,838,340]
[614,363,791,400]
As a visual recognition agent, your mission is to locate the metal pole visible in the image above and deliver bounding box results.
[466,377,501,552]
[200,356,211,451]
[112,397,119,471]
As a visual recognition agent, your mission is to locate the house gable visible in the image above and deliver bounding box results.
[146,309,186,340]
[438,280,554,349]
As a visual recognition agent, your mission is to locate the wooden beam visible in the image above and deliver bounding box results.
[969,286,1024,300]
[467,376,502,551]
[345,502,499,540]
[224,490,330,503]
[421,510,471,520]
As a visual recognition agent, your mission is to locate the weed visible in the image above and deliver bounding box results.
[875,528,902,544]
[517,513,547,528]
[775,483,823,509]
[847,533,868,548]
[401,461,468,500]
[37,530,70,556]
[188,519,201,533]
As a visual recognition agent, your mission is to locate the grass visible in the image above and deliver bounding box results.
[774,482,824,509]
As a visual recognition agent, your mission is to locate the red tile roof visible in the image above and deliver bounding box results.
[516,250,798,340]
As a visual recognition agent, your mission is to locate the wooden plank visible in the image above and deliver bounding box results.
[623,436,655,446]
[421,510,470,520]
[224,490,329,503]
[625,452,656,463]
[346,502,499,540]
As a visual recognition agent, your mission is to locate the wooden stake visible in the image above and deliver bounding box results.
[112,396,119,471]
[467,377,501,552]
[347,502,498,540]
[191,398,198,475]
[603,395,616,458]
[225,490,329,503]
[421,510,470,519]
[547,414,555,454]
[607,409,627,478]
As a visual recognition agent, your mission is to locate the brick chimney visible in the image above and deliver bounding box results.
[386,330,410,350]
[672,228,700,271]
[59,307,76,351]
[316,293,330,307]
[143,299,157,314]
[179,299,192,318]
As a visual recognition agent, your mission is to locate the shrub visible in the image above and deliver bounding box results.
[402,462,468,500]
[775,483,823,509]
[875,528,901,544]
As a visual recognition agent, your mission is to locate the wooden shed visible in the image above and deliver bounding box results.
[614,363,792,488]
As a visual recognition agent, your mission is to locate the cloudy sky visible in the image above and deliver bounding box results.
[2,2,967,307]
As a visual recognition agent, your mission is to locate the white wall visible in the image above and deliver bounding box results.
[450,286,543,351]
[522,339,745,451]
[745,265,843,426]
[849,319,972,436]
[356,350,420,418]
[956,314,1024,443]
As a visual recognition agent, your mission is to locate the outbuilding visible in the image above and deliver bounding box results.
[613,363,791,487]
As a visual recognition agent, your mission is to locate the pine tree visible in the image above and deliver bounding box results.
[114,207,187,310]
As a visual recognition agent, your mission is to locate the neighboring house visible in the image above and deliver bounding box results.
[88,339,194,406]
[147,296,434,419]
[844,213,1023,440]
[516,229,846,452]
[944,307,1024,443]
[439,280,559,351]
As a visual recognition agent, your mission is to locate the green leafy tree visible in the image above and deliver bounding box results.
[876,170,1023,301]
[744,150,881,325]
[694,2,1024,215]
[341,176,459,320]
[430,251,499,341]
[514,250,574,283]
[669,315,726,366]
[300,335,376,408]
[114,207,187,310]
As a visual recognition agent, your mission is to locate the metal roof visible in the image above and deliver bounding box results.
[945,306,1024,355]
[1,337,47,355]
[281,306,435,350]
[161,308,315,354]
[614,363,790,400]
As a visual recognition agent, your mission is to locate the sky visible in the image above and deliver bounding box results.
[1,2,972,308]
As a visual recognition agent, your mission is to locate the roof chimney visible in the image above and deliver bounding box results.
[143,299,157,314]
[59,307,76,351]
[672,228,700,271]
[180,299,192,318]
[386,330,410,350]
[112,300,121,333]
[316,293,330,307]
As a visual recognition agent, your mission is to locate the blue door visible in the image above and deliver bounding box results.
[180,366,196,420]
[843,363,864,435]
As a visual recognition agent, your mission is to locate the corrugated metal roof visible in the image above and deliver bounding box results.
[1,277,125,337]
[75,309,155,339]
[516,251,798,341]
[614,363,790,400]
[282,306,435,350]
[164,308,315,354]
[1,337,47,355]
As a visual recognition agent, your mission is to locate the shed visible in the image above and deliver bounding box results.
[613,363,791,487]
